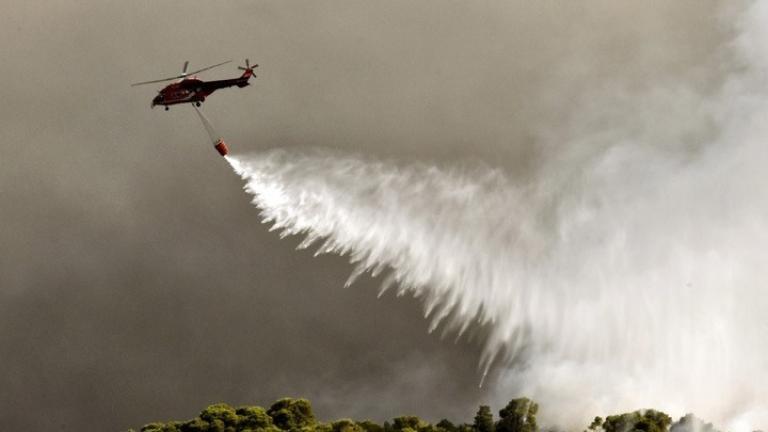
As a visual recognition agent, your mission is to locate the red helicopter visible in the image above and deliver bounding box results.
[131,59,257,110]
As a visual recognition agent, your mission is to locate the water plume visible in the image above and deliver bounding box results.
[225,2,768,430]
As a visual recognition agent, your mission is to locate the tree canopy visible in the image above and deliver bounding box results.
[130,397,726,432]
[496,398,537,432]
[474,406,494,432]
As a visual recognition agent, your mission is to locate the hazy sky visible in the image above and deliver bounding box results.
[0,1,732,430]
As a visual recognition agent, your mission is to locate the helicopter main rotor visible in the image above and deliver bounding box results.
[130,60,232,87]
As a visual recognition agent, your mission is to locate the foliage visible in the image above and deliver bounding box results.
[496,398,538,432]
[268,398,317,431]
[587,417,604,432]
[474,406,494,432]
[237,406,276,430]
[331,419,365,432]
[392,416,429,432]
[131,395,729,432]
[436,419,457,432]
[358,420,385,432]
[602,410,671,432]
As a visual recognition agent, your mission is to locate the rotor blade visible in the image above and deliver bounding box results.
[186,60,232,76]
[238,67,247,71]
[183,61,189,74]
[130,75,183,86]
[245,58,250,68]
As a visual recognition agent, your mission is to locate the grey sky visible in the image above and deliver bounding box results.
[0,1,730,430]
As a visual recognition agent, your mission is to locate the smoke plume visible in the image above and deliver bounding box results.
[226,2,768,430]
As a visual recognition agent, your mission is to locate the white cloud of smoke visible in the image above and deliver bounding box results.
[226,2,768,430]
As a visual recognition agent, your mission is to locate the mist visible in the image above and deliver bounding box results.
[224,2,768,430]
[3,0,766,431]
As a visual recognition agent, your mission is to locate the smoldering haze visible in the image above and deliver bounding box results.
[0,0,755,430]
[226,3,768,430]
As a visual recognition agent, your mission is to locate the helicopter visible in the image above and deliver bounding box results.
[131,59,257,110]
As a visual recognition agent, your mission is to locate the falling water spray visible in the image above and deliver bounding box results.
[224,2,768,430]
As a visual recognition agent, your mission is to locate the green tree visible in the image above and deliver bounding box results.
[587,417,604,432]
[359,420,385,432]
[436,419,457,432]
[392,416,428,432]
[602,410,671,432]
[474,406,495,432]
[179,417,209,432]
[496,398,538,432]
[129,396,691,432]
[330,419,364,432]
[237,406,277,431]
[268,398,317,431]
[200,403,239,430]
[141,422,179,432]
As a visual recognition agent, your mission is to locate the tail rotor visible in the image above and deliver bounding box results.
[238,58,258,75]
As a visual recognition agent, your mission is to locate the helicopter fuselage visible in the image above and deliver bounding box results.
[151,69,253,109]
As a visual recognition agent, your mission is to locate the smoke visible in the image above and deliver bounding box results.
[226,1,768,430]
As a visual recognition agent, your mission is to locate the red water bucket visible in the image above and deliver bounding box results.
[214,139,228,156]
